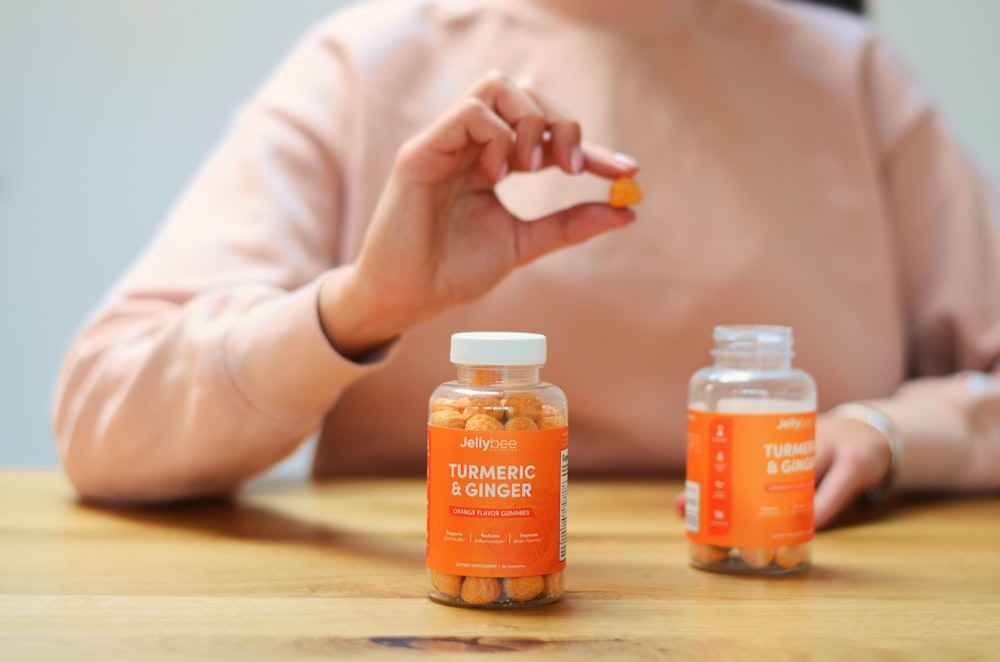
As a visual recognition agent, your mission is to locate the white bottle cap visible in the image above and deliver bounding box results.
[450,332,547,366]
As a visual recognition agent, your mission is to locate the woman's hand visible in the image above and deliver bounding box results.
[812,412,894,528]
[319,71,639,358]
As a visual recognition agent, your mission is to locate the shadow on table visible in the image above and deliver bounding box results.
[822,489,995,531]
[73,481,424,567]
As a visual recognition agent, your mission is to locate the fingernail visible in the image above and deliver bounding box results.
[497,160,509,180]
[613,152,639,169]
[530,145,543,171]
[570,146,584,174]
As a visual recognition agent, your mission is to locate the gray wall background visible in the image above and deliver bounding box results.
[2,1,998,468]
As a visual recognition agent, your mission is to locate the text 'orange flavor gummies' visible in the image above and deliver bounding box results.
[609,177,642,208]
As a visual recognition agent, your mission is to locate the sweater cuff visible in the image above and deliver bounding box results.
[224,271,395,422]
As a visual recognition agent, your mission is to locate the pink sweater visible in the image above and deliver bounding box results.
[54,0,1000,500]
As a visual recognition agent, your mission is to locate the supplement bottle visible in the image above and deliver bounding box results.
[426,332,568,608]
[685,325,817,575]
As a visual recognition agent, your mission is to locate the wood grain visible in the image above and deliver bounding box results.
[1,471,998,660]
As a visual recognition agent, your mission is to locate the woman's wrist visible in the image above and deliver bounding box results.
[316,268,407,361]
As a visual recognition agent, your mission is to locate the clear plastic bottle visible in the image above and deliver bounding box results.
[685,325,817,575]
[426,332,568,607]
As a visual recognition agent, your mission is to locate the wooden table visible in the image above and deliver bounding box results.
[1,470,998,660]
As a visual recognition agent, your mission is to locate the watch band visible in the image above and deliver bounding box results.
[827,403,902,507]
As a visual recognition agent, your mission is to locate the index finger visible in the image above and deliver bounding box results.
[580,144,640,179]
[518,82,641,179]
[813,453,865,529]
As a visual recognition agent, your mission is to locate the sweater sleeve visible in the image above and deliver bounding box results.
[859,40,1000,492]
[52,21,387,501]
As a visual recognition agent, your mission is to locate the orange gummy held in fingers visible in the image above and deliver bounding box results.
[608,177,642,208]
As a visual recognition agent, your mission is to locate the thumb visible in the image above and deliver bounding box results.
[512,203,635,265]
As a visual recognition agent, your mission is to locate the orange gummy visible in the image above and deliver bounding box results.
[739,546,776,569]
[542,570,564,598]
[609,177,642,208]
[502,393,544,421]
[465,414,505,431]
[502,576,545,603]
[539,415,566,429]
[460,576,502,605]
[504,416,538,431]
[774,544,809,570]
[463,395,504,422]
[431,571,463,598]
[431,397,468,413]
[690,542,729,565]
[430,409,467,429]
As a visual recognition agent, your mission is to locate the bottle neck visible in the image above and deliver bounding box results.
[457,365,541,387]
[711,324,794,370]
[713,350,792,370]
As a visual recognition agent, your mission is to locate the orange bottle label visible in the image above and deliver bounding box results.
[685,409,815,548]
[426,425,568,578]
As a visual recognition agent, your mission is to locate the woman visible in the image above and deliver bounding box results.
[54,0,1000,527]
